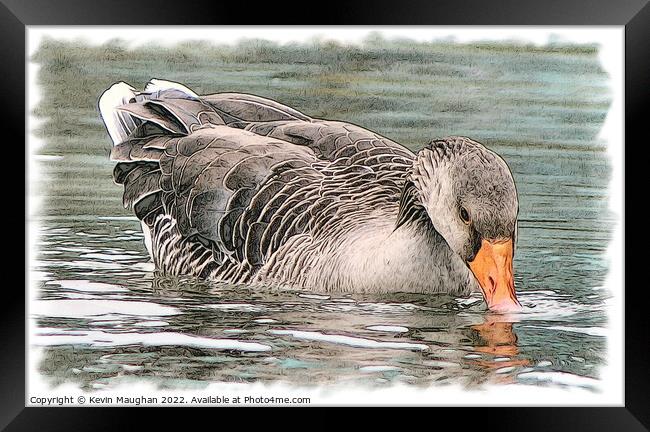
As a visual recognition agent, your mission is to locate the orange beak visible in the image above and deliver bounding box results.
[468,238,521,313]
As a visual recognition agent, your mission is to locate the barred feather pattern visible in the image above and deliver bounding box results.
[102,82,478,295]
[150,214,218,278]
[140,128,416,288]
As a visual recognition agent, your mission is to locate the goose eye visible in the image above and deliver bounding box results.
[460,207,470,224]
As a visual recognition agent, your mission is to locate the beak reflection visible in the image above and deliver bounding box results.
[468,315,530,370]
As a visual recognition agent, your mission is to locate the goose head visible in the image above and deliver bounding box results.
[407,137,521,312]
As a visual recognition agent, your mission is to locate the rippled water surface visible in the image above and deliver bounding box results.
[31,199,610,391]
[29,37,614,393]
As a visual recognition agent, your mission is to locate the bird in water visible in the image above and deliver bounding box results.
[99,79,521,312]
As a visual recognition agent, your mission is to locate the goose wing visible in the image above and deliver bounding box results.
[101,80,413,278]
[199,91,415,162]
[111,122,320,267]
[243,119,416,167]
[200,92,312,125]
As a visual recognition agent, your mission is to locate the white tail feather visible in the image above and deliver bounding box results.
[99,82,138,145]
[99,79,199,146]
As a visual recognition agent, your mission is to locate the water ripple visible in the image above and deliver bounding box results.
[34,328,271,352]
[268,329,428,351]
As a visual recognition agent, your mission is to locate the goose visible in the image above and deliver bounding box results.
[98,79,521,312]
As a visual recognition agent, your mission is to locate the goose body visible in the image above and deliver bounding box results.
[99,79,520,310]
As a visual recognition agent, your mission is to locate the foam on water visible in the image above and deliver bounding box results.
[359,365,402,373]
[54,247,98,253]
[41,260,126,270]
[46,280,128,292]
[298,293,331,300]
[113,235,143,241]
[121,365,144,372]
[132,262,156,272]
[89,320,124,326]
[366,325,409,333]
[464,354,482,359]
[207,303,267,312]
[76,232,104,238]
[79,253,141,261]
[34,154,64,161]
[45,228,70,234]
[30,271,51,282]
[134,321,170,327]
[34,328,271,352]
[517,371,599,389]
[31,299,179,318]
[60,293,99,300]
[457,290,605,322]
[268,329,428,351]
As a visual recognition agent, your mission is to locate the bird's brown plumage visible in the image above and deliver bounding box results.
[100,79,519,304]
[105,83,426,289]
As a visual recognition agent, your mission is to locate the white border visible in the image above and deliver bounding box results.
[26,26,624,406]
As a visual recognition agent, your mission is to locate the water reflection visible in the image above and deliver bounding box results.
[471,315,519,357]
[468,315,531,375]
[32,219,608,391]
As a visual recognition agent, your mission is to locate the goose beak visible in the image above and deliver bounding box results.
[469,238,521,313]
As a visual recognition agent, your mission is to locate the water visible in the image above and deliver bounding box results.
[29,37,613,393]
[31,150,611,390]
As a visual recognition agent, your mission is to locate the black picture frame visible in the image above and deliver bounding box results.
[3,0,643,429]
